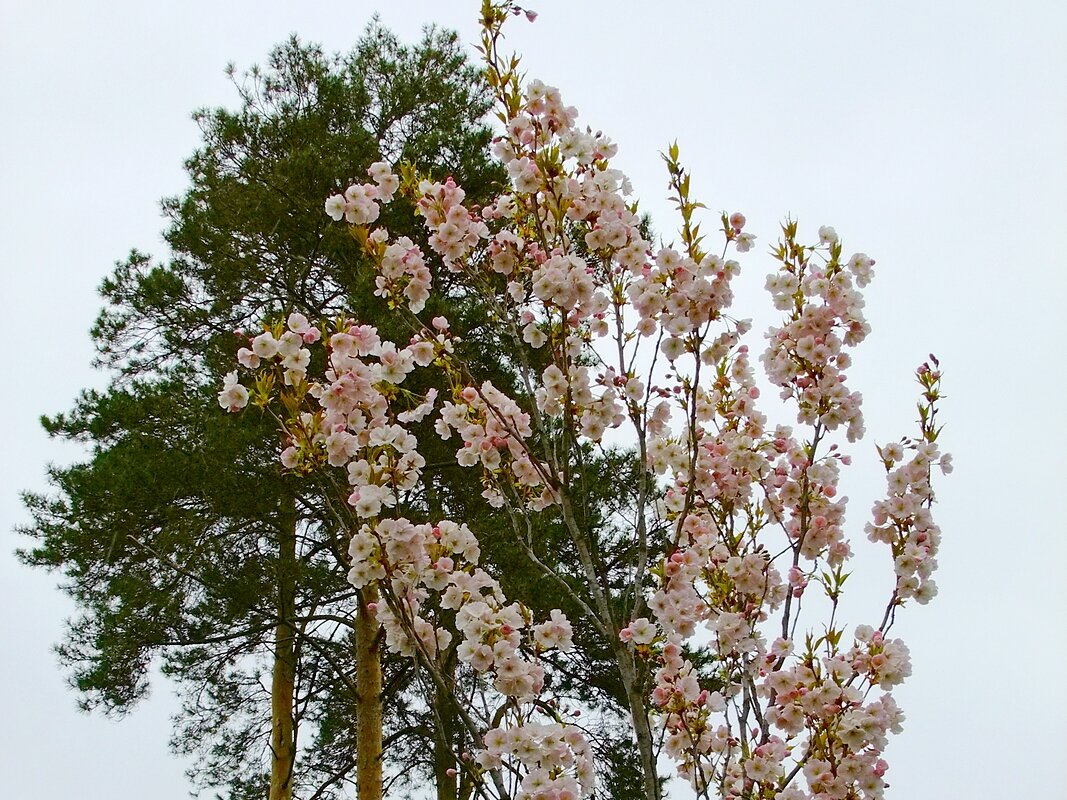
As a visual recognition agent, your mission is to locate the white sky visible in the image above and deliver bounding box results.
[2,1,1065,798]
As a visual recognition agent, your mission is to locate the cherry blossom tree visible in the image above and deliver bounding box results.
[223,3,951,799]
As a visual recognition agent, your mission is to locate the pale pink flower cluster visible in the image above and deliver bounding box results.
[762,440,854,565]
[317,180,950,800]
[377,234,432,313]
[761,235,870,442]
[628,247,739,344]
[478,722,594,800]
[234,312,321,384]
[758,652,906,799]
[865,434,949,605]
[324,160,398,225]
[416,177,489,270]
[349,514,570,705]
[654,637,730,776]
[725,212,757,254]
[217,371,249,411]
[435,381,556,509]
[537,363,626,443]
[847,626,912,690]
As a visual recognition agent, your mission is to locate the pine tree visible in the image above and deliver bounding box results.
[20,25,504,800]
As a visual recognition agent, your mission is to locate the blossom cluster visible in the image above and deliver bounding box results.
[866,436,948,606]
[435,380,554,509]
[761,226,870,443]
[324,160,398,225]
[478,722,594,800]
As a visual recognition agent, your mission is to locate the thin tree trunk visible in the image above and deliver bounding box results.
[433,653,458,800]
[270,496,298,800]
[615,642,661,800]
[355,584,383,799]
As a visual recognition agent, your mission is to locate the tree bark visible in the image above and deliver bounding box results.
[615,642,661,800]
[270,496,298,800]
[355,584,383,799]
[432,653,458,800]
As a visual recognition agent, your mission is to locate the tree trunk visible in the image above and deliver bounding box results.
[433,653,458,800]
[355,584,383,799]
[616,643,661,800]
[270,497,298,800]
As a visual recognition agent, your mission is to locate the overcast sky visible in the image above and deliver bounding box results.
[2,1,1065,798]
